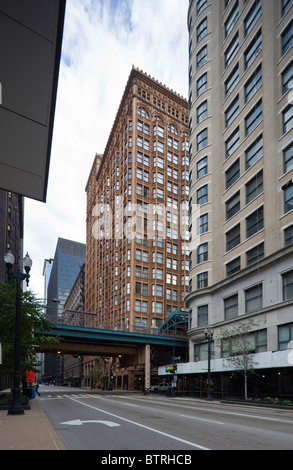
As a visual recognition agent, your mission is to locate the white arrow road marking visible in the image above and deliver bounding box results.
[60,419,120,427]
[69,397,210,450]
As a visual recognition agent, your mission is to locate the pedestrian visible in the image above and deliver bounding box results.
[36,383,41,397]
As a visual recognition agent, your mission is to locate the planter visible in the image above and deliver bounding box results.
[221,399,293,410]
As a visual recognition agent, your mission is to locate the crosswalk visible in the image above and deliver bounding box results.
[39,393,104,400]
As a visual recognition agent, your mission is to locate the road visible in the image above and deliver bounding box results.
[37,385,293,451]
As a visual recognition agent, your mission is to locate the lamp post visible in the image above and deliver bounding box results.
[204,327,214,401]
[4,251,32,415]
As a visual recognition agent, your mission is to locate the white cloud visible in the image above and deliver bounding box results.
[24,0,189,299]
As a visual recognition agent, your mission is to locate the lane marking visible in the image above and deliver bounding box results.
[70,397,210,450]
[180,414,224,425]
[118,397,293,425]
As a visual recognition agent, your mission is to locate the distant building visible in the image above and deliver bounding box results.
[42,258,54,303]
[85,67,190,332]
[47,238,86,323]
[0,190,23,283]
[44,237,85,382]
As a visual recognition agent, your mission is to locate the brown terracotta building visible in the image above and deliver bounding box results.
[85,67,190,333]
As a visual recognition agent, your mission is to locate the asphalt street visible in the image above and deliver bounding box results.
[37,385,293,451]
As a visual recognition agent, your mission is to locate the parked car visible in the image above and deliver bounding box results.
[149,382,170,392]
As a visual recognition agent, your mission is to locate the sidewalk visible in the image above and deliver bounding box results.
[0,398,66,450]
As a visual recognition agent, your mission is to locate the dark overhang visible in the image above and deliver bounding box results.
[0,0,66,202]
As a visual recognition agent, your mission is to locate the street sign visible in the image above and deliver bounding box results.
[26,370,36,383]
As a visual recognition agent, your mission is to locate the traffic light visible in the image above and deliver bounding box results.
[174,363,178,374]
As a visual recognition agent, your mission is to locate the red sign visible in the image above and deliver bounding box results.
[26,370,36,383]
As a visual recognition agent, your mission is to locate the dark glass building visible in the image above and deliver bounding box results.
[46,237,86,323]
[44,237,85,382]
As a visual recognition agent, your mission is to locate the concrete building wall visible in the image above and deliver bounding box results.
[186,0,293,381]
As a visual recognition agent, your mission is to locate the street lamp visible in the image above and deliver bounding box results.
[4,251,32,415]
[204,327,214,401]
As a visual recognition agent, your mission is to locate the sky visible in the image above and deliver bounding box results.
[23,0,190,300]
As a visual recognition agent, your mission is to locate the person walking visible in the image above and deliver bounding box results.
[35,383,41,397]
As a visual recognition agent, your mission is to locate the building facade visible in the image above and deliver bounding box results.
[183,0,293,398]
[44,237,86,382]
[47,238,86,323]
[85,67,190,333]
[0,190,23,283]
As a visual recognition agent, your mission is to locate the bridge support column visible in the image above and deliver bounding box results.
[145,344,150,393]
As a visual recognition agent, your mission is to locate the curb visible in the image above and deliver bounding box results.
[221,400,293,411]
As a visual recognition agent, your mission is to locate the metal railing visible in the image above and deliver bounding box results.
[55,310,187,338]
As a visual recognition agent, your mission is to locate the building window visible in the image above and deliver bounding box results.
[197,72,208,96]
[197,100,208,123]
[197,242,208,263]
[282,0,293,16]
[244,0,261,37]
[197,156,208,178]
[197,128,208,150]
[244,29,262,70]
[245,64,262,103]
[225,127,240,159]
[281,20,293,56]
[245,284,262,313]
[246,242,264,266]
[226,257,240,276]
[284,182,293,213]
[225,33,239,68]
[225,95,239,128]
[278,323,293,350]
[225,64,239,97]
[224,294,238,320]
[225,158,240,189]
[246,206,264,237]
[284,225,293,245]
[283,270,293,300]
[226,191,240,220]
[226,224,240,251]
[255,330,267,352]
[198,213,208,234]
[282,105,293,134]
[282,61,293,95]
[197,304,208,326]
[246,170,263,203]
[197,271,208,289]
[225,2,238,38]
[196,45,208,69]
[245,100,262,136]
[197,184,208,205]
[245,134,263,169]
[194,342,214,362]
[283,143,293,174]
[197,17,207,42]
[197,0,207,16]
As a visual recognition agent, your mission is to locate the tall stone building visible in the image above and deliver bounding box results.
[86,67,190,333]
[0,190,23,283]
[184,0,293,397]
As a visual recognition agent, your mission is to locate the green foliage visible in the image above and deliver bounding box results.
[88,361,105,388]
[218,319,259,399]
[0,281,59,379]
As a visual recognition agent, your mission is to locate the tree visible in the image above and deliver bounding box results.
[0,282,59,386]
[219,319,259,399]
[88,361,104,389]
